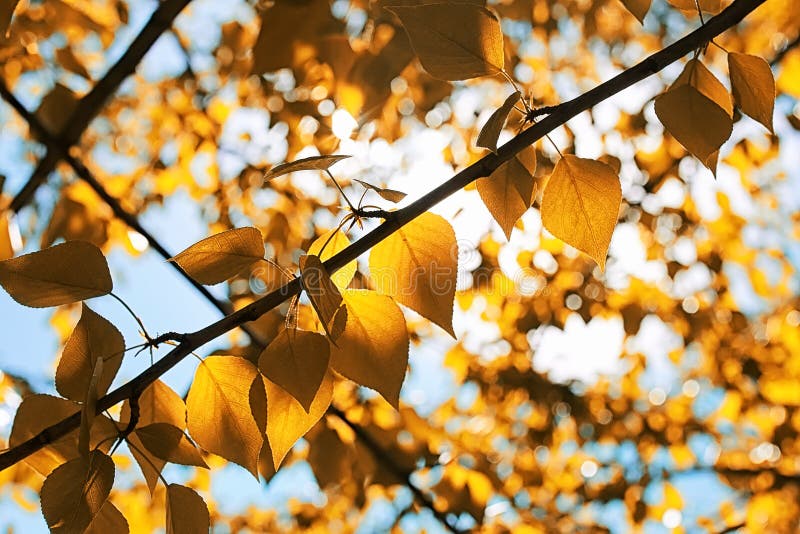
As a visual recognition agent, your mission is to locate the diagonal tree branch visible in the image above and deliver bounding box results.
[7,0,193,213]
[0,0,768,472]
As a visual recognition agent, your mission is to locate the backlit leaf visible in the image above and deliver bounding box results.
[136,423,208,468]
[353,179,407,203]
[258,329,330,412]
[266,371,334,469]
[263,155,351,182]
[85,501,128,534]
[9,395,117,476]
[121,380,186,493]
[186,356,264,477]
[666,0,721,13]
[170,227,265,285]
[541,155,621,270]
[387,3,504,80]
[729,52,775,132]
[369,212,457,336]
[476,91,521,153]
[330,290,409,408]
[655,82,732,165]
[672,59,732,117]
[477,145,536,239]
[40,450,114,534]
[307,229,356,289]
[299,254,347,341]
[78,357,104,457]
[0,241,112,307]
[0,0,21,37]
[620,0,651,23]
[57,304,125,402]
[0,212,14,260]
[166,484,210,534]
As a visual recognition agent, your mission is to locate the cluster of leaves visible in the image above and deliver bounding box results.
[0,0,798,531]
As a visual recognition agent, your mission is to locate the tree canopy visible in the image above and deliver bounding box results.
[0,0,799,532]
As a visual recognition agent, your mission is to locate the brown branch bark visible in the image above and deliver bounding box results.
[0,0,767,472]
[7,0,193,213]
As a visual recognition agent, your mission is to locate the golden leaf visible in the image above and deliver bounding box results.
[672,59,732,117]
[666,0,721,13]
[299,254,347,341]
[135,423,208,468]
[729,52,775,132]
[369,212,457,336]
[166,484,210,534]
[258,328,330,412]
[477,145,536,239]
[0,212,14,260]
[541,155,621,270]
[0,0,21,37]
[9,394,117,476]
[78,357,104,457]
[353,179,407,203]
[620,0,651,23]
[330,290,409,408]
[121,380,187,493]
[57,304,125,402]
[476,91,521,153]
[40,450,115,534]
[85,501,129,534]
[186,356,264,477]
[266,371,334,470]
[0,241,112,307]
[307,229,357,289]
[655,73,732,165]
[263,155,351,182]
[387,3,504,81]
[169,227,265,285]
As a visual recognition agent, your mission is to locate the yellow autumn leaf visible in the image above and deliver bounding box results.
[353,179,407,203]
[166,484,210,534]
[9,394,117,476]
[169,227,265,285]
[387,3,504,81]
[263,154,351,182]
[136,423,208,468]
[299,254,347,341]
[85,501,129,534]
[666,0,720,14]
[266,371,334,470]
[258,328,330,412]
[541,155,621,270]
[0,241,112,307]
[369,212,457,336]
[477,145,536,239]
[186,356,264,477]
[729,52,775,132]
[78,357,104,457]
[121,380,187,493]
[0,0,21,37]
[655,79,732,165]
[330,290,409,408]
[672,59,732,117]
[477,91,521,153]
[56,304,125,402]
[620,0,651,23]
[40,450,115,534]
[307,229,357,289]
[0,212,14,260]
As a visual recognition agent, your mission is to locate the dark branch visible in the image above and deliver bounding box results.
[7,0,193,213]
[0,0,768,472]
